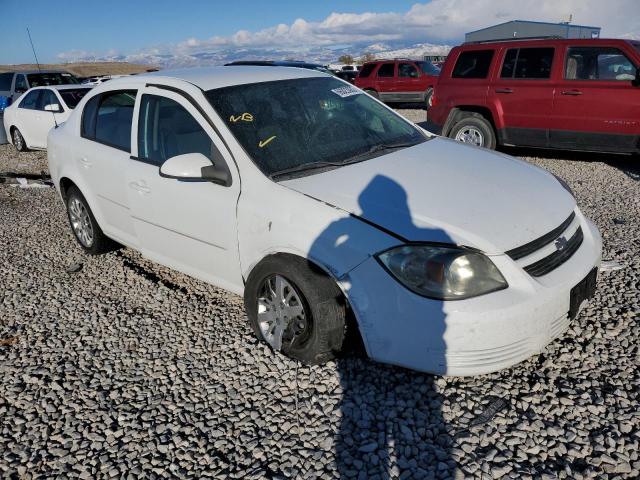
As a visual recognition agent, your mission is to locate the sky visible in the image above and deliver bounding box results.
[2,0,639,65]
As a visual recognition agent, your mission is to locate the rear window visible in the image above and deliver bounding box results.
[27,72,79,87]
[358,64,376,78]
[452,50,494,79]
[501,48,554,79]
[59,88,91,109]
[377,63,395,77]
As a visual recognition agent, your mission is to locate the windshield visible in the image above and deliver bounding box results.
[59,88,91,109]
[206,77,426,178]
[27,72,79,87]
[416,61,441,76]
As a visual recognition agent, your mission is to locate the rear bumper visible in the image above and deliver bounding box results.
[340,211,602,376]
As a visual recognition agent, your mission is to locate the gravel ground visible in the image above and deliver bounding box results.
[0,114,638,480]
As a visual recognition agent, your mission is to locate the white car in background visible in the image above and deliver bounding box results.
[4,85,92,151]
[47,67,601,376]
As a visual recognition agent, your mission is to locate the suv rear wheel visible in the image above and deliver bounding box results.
[449,115,496,150]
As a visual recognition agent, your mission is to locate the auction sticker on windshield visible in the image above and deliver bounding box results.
[331,85,362,98]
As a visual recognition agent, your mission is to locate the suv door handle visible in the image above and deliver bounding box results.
[561,90,583,96]
[495,88,513,94]
[129,181,150,194]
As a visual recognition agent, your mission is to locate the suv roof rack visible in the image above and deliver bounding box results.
[464,35,564,45]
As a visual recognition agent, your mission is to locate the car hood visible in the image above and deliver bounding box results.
[280,137,576,255]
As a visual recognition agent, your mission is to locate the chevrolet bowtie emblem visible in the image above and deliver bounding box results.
[555,236,569,251]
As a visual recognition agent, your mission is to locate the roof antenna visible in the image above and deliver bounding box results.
[26,27,41,71]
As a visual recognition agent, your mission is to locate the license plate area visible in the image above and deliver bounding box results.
[569,267,598,319]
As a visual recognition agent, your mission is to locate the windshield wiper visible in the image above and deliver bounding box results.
[342,141,419,164]
[269,161,343,180]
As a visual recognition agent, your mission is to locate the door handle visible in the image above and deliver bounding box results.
[561,90,583,96]
[129,181,150,194]
[79,157,92,168]
[495,88,513,94]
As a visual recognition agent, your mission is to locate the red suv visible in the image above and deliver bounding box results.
[427,38,640,153]
[355,59,440,106]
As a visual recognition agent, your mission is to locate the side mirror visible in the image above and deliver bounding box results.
[159,152,231,186]
[44,103,62,113]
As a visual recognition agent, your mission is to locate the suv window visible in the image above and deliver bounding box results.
[15,75,28,92]
[416,61,441,76]
[0,73,13,91]
[501,48,554,79]
[398,63,419,78]
[81,90,137,151]
[19,90,40,109]
[452,50,494,79]
[566,47,637,81]
[358,64,376,78]
[138,95,213,166]
[377,63,395,78]
[37,89,61,111]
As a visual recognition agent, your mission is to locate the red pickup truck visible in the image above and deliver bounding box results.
[427,38,640,154]
[355,59,440,107]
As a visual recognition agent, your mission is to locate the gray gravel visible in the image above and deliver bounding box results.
[1,118,638,480]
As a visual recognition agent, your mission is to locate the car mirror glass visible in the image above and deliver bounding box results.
[44,103,62,112]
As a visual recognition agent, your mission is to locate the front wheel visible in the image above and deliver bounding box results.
[12,128,28,152]
[244,255,346,365]
[448,115,496,150]
[425,88,433,110]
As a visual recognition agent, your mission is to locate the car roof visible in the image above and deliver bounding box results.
[458,38,637,49]
[132,66,328,90]
[8,70,74,75]
[29,85,93,91]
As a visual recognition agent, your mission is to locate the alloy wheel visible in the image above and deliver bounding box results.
[454,126,485,147]
[13,130,23,151]
[257,274,308,351]
[68,197,94,247]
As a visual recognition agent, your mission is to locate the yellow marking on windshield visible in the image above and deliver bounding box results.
[230,112,254,123]
[258,136,277,148]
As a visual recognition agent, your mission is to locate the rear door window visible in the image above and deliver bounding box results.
[19,90,40,109]
[37,89,60,111]
[376,63,395,78]
[137,94,213,166]
[81,90,137,151]
[358,64,376,78]
[15,75,28,92]
[566,47,636,81]
[398,63,419,78]
[452,50,495,78]
[501,48,554,79]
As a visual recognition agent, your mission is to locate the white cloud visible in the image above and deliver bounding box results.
[56,0,640,64]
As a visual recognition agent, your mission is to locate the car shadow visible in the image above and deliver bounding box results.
[307,175,455,478]
[499,146,640,181]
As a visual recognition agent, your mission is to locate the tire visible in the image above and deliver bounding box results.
[244,254,347,365]
[364,89,380,100]
[12,127,28,152]
[424,87,433,110]
[65,185,116,255]
[448,115,496,150]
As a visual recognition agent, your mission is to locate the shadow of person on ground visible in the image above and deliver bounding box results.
[308,175,455,479]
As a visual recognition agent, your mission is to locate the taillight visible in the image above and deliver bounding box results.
[430,90,436,107]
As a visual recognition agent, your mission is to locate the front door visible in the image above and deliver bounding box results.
[374,62,397,102]
[32,89,60,148]
[550,45,640,153]
[127,87,242,292]
[489,46,556,147]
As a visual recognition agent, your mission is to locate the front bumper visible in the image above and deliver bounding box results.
[340,211,602,376]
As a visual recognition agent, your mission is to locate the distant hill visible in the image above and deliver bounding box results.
[0,62,158,77]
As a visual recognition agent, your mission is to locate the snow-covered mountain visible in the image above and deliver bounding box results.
[60,42,453,69]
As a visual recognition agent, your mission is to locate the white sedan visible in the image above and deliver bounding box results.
[47,67,601,376]
[4,85,92,151]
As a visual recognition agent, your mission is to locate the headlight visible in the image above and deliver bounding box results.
[377,245,507,300]
[553,174,574,197]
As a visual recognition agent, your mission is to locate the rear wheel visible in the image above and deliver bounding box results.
[65,186,116,255]
[244,255,347,365]
[12,128,28,152]
[449,115,496,150]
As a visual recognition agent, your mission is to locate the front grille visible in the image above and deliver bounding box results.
[506,212,575,260]
[523,227,583,277]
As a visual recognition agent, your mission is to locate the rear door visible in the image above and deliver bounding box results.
[374,62,397,101]
[76,88,138,245]
[14,89,41,147]
[489,46,556,147]
[396,62,425,102]
[550,45,640,152]
[127,86,242,291]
